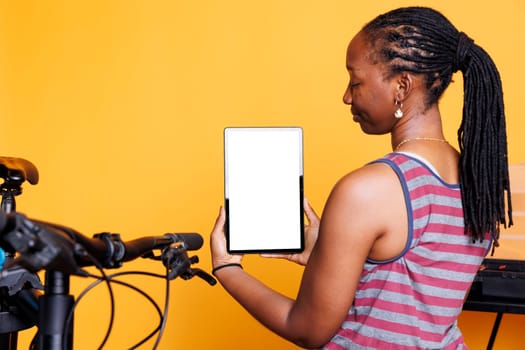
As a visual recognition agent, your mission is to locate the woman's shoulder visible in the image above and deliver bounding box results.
[338,158,399,188]
[330,159,402,206]
[321,157,407,260]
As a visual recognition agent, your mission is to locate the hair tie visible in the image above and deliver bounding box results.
[453,32,474,73]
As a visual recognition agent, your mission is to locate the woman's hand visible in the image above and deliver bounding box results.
[261,197,320,266]
[210,206,243,269]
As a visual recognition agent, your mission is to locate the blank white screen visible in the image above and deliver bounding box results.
[224,127,303,252]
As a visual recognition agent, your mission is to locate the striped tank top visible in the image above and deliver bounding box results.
[323,153,490,350]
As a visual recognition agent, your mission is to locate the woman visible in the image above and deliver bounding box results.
[210,6,512,349]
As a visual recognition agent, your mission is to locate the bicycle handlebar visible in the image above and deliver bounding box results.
[0,211,214,285]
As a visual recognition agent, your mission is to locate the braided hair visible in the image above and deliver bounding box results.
[362,7,512,246]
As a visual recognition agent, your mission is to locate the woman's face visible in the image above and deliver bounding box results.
[343,31,399,135]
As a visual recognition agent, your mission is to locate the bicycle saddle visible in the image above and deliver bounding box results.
[0,157,39,185]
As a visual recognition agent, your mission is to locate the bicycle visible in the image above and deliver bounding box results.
[0,156,216,350]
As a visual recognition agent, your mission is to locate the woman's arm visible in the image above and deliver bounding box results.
[210,163,401,348]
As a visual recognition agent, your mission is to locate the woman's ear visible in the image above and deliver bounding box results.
[394,72,413,102]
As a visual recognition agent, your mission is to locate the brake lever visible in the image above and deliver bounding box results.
[160,243,216,285]
[189,268,217,286]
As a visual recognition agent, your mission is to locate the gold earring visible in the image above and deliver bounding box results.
[394,100,403,119]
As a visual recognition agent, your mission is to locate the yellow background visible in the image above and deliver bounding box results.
[1,0,524,349]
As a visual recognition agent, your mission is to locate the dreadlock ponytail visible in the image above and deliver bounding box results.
[455,33,513,244]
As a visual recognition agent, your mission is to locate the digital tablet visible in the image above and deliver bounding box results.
[224,127,304,254]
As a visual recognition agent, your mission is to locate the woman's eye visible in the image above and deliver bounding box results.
[350,82,360,89]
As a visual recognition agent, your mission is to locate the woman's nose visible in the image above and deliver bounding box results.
[343,87,352,105]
